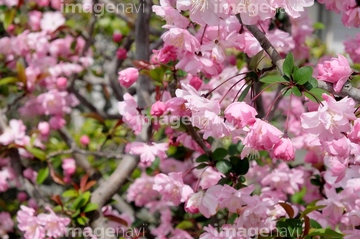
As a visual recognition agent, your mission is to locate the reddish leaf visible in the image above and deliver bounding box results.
[72,182,80,191]
[49,164,66,185]
[80,174,89,192]
[279,202,295,218]
[84,180,97,191]
[51,195,63,207]
[105,215,128,226]
[302,215,310,238]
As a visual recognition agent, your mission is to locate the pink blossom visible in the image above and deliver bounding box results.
[316,55,353,92]
[342,0,360,28]
[29,11,42,31]
[317,0,342,13]
[56,77,67,89]
[0,167,13,192]
[316,185,346,223]
[17,192,28,202]
[153,45,177,64]
[17,206,45,239]
[62,158,76,177]
[344,34,360,63]
[126,173,159,206]
[116,48,127,60]
[49,116,66,129]
[0,212,14,236]
[185,190,219,218]
[37,206,70,238]
[300,94,356,141]
[217,185,254,213]
[176,51,223,76]
[40,12,65,32]
[153,172,194,205]
[23,168,37,183]
[80,135,90,146]
[243,119,283,151]
[162,28,200,53]
[118,93,144,134]
[113,32,123,43]
[273,137,295,161]
[152,4,190,28]
[125,142,168,167]
[0,119,27,146]
[118,67,139,88]
[151,101,166,117]
[189,76,202,90]
[38,122,50,136]
[224,102,257,128]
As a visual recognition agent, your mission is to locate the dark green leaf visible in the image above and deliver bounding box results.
[283,53,294,77]
[292,86,302,97]
[305,88,329,102]
[293,66,313,85]
[213,148,228,161]
[230,156,249,175]
[238,84,251,102]
[249,50,265,70]
[195,154,210,163]
[216,160,232,174]
[196,163,208,169]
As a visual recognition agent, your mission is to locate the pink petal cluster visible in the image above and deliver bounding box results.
[118,93,144,135]
[118,67,139,88]
[316,54,353,92]
[125,141,168,167]
[153,172,194,205]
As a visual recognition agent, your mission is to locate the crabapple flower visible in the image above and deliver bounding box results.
[273,137,295,161]
[38,122,50,136]
[153,172,194,205]
[127,173,159,206]
[118,93,143,134]
[344,34,360,63]
[0,212,14,236]
[217,184,254,213]
[151,101,166,117]
[37,206,70,238]
[153,45,177,64]
[224,102,257,128]
[300,94,356,141]
[116,48,127,60]
[125,142,168,167]
[316,54,353,92]
[243,119,283,150]
[80,135,90,146]
[17,206,45,239]
[62,158,76,177]
[189,76,202,90]
[0,119,27,146]
[118,67,139,88]
[185,190,219,218]
[162,28,200,53]
[40,12,65,32]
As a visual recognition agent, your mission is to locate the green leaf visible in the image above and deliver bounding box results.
[62,189,78,198]
[81,191,91,207]
[259,75,287,84]
[176,220,193,230]
[301,205,326,218]
[36,167,49,184]
[4,9,16,29]
[25,145,46,161]
[195,154,209,163]
[310,219,322,229]
[83,203,98,213]
[313,22,325,30]
[149,68,164,83]
[305,228,343,239]
[291,86,302,97]
[293,66,313,85]
[304,88,329,102]
[77,216,88,226]
[0,77,18,86]
[216,160,232,174]
[213,148,228,161]
[228,144,240,156]
[196,163,208,169]
[249,50,265,70]
[230,156,249,175]
[218,177,231,185]
[283,53,294,77]
[238,84,251,102]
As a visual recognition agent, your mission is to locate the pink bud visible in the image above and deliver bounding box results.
[118,67,139,88]
[113,32,123,43]
[23,168,37,182]
[80,135,90,146]
[56,77,67,89]
[62,158,76,176]
[38,121,50,136]
[17,192,28,202]
[49,116,66,129]
[116,48,127,60]
[7,24,15,32]
[273,138,295,161]
[151,101,166,117]
[189,76,202,91]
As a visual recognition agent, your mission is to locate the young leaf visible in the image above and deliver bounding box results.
[83,203,98,213]
[36,167,49,184]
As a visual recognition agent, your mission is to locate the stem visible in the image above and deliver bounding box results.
[205,72,249,98]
